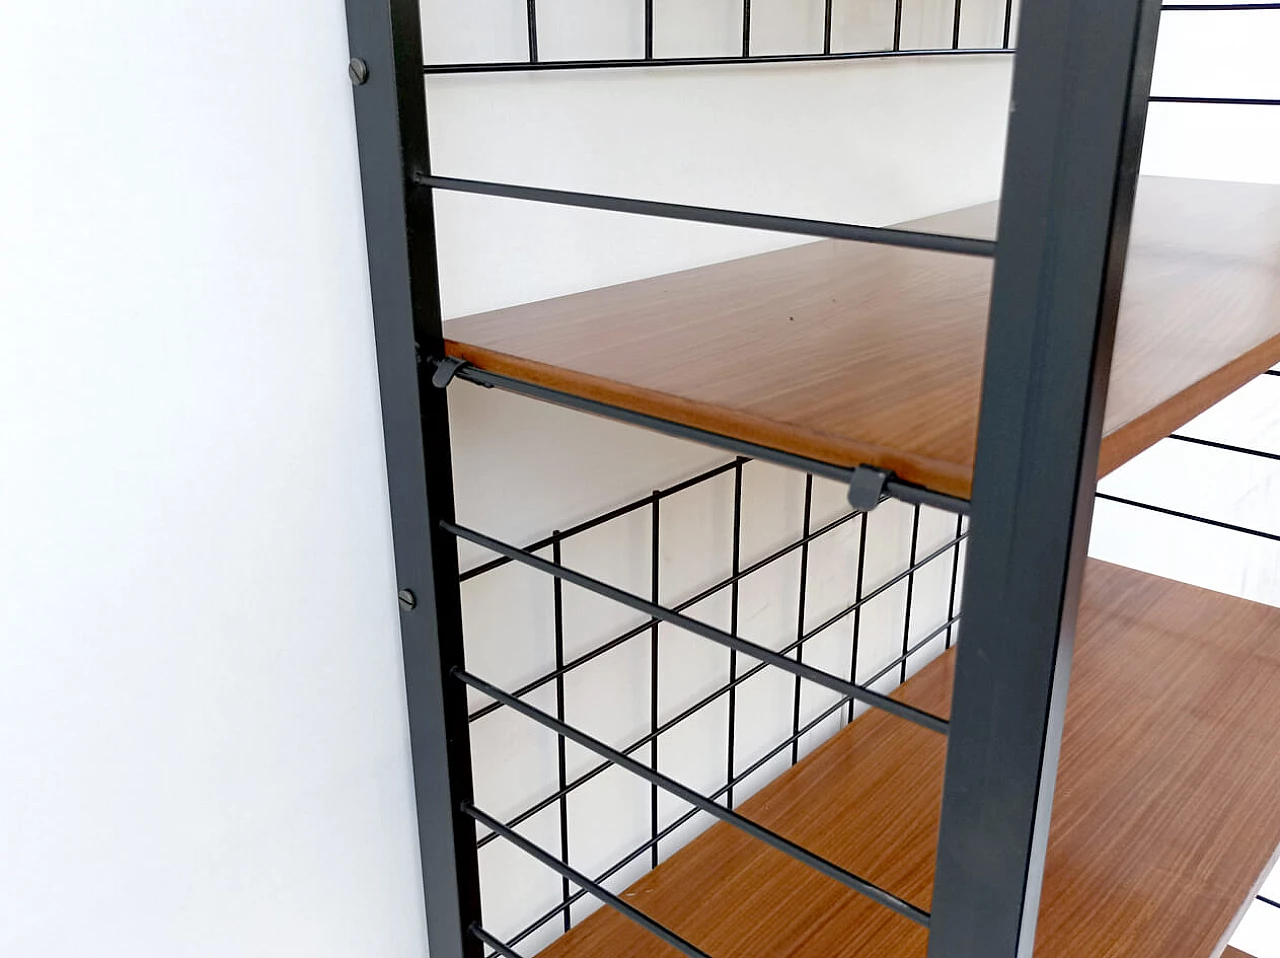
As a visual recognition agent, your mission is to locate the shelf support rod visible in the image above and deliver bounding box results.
[926,1,1163,956]
[432,357,971,515]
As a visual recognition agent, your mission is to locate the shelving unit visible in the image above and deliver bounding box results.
[443,176,1280,499]
[534,560,1280,958]
[343,2,1280,957]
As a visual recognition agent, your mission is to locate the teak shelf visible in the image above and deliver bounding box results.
[444,176,1280,500]
[535,561,1280,958]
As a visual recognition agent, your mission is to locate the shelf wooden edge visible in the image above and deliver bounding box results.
[522,561,1280,958]
[443,339,976,498]
[1098,330,1280,478]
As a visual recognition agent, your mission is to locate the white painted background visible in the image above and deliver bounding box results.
[1,3,427,957]
[3,1,1278,957]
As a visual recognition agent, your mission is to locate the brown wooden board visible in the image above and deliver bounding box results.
[529,562,1280,958]
[445,177,1280,499]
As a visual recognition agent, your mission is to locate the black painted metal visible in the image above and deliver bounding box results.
[551,534,571,932]
[342,1,481,956]
[439,361,973,515]
[927,1,1163,956]
[457,669,932,925]
[1152,94,1280,105]
[465,805,713,958]
[1168,432,1280,462]
[443,519,950,733]
[418,175,997,256]
[422,46,1013,75]
[1097,493,1280,542]
[725,461,744,808]
[649,493,660,869]
[791,475,814,765]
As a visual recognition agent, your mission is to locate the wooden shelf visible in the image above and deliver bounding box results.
[445,177,1280,499]
[533,561,1280,958]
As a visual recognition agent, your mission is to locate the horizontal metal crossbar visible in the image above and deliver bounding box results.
[444,520,950,733]
[803,531,970,643]
[483,665,921,954]
[1151,95,1280,105]
[458,668,931,925]
[475,561,960,851]
[459,459,742,582]
[423,46,1014,75]
[1096,493,1280,542]
[468,507,865,723]
[465,805,713,958]
[439,360,972,515]
[417,175,996,257]
[1162,2,1280,8]
[1168,433,1280,462]
[468,924,526,958]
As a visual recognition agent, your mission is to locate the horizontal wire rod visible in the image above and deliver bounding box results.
[803,531,970,643]
[486,671,910,954]
[475,578,960,850]
[416,175,996,257]
[467,507,865,723]
[422,46,1013,75]
[443,520,949,733]
[1151,95,1280,105]
[460,459,741,582]
[465,805,713,958]
[1162,2,1280,8]
[1168,433,1280,462]
[469,924,526,958]
[457,668,932,925]
[441,362,972,515]
[1096,493,1280,542]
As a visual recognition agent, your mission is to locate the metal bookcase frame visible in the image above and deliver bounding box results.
[342,1,1278,956]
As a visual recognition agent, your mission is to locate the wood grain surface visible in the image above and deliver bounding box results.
[445,177,1280,499]
[532,562,1280,958]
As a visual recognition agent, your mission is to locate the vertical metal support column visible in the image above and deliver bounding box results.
[344,3,482,957]
[927,1,1161,956]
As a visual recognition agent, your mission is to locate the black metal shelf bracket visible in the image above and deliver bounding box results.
[430,357,972,516]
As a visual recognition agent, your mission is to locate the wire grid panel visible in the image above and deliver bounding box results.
[457,458,966,956]
[421,0,1020,71]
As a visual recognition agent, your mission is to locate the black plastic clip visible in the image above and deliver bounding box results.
[847,465,892,512]
[431,356,470,389]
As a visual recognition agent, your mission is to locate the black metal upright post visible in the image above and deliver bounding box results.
[344,2,483,957]
[927,1,1161,956]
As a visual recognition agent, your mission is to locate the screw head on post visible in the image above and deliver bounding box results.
[397,588,417,611]
[348,58,369,85]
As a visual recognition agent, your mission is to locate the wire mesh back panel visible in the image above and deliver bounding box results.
[456,457,966,954]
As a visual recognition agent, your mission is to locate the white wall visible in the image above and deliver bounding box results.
[1,4,427,957]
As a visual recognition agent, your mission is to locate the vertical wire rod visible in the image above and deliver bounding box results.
[726,462,745,806]
[848,512,868,723]
[526,0,538,63]
[791,476,814,764]
[456,670,932,925]
[649,493,661,868]
[946,514,965,649]
[894,0,904,50]
[440,520,951,732]
[953,0,964,48]
[824,0,835,53]
[900,506,921,684]
[465,805,713,958]
[467,505,865,723]
[552,534,571,931]
[492,674,903,953]
[742,0,752,56]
